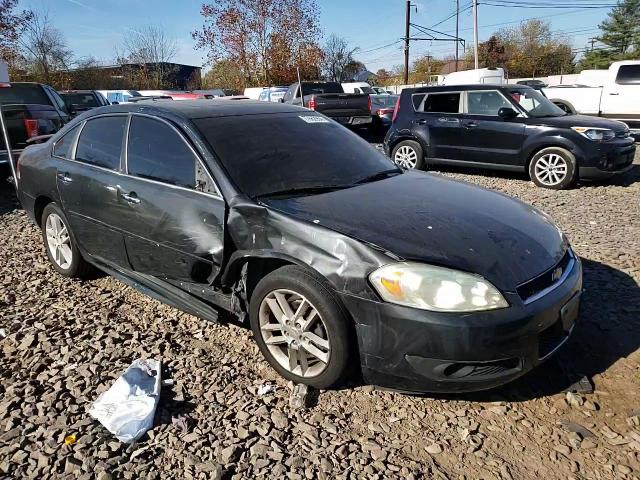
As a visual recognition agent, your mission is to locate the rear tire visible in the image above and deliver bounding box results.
[391,140,424,170]
[528,147,577,190]
[41,203,94,278]
[249,265,352,389]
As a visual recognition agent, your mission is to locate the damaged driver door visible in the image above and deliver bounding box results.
[116,114,225,294]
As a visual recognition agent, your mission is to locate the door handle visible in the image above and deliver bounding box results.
[438,117,459,124]
[56,172,73,183]
[121,191,141,204]
[416,119,428,125]
[464,122,479,128]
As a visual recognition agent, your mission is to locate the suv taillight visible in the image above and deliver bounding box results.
[308,96,317,111]
[391,96,401,123]
[24,119,39,138]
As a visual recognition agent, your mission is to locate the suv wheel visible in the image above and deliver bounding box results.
[529,147,577,190]
[41,203,93,278]
[249,265,352,389]
[391,140,424,170]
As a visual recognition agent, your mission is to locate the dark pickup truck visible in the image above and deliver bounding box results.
[0,82,71,168]
[281,81,372,126]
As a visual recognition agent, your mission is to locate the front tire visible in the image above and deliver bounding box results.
[249,265,352,389]
[391,140,424,170]
[529,147,577,190]
[41,203,93,278]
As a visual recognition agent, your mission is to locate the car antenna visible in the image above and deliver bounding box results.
[297,66,305,108]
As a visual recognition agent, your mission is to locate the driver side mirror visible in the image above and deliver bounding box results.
[498,107,518,119]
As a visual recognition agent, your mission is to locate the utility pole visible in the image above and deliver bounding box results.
[472,0,479,69]
[404,0,411,84]
[455,0,460,72]
[589,38,596,51]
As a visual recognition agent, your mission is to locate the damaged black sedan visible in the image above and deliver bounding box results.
[15,100,582,393]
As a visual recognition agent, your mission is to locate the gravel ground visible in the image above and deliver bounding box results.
[1,147,639,480]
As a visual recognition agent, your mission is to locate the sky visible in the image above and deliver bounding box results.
[28,0,613,73]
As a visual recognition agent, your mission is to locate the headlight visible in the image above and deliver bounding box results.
[369,262,508,312]
[571,126,615,141]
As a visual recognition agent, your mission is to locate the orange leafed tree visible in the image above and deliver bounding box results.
[192,0,323,88]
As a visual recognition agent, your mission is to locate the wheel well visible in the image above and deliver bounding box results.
[33,196,53,227]
[525,145,574,172]
[389,135,420,154]
[242,257,295,303]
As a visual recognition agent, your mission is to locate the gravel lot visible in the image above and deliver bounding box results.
[1,146,639,480]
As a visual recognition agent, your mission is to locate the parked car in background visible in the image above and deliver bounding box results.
[543,61,640,138]
[16,99,582,393]
[138,90,208,100]
[282,81,371,127]
[370,94,399,131]
[258,86,288,103]
[1,82,71,168]
[59,90,110,114]
[243,87,267,100]
[341,82,374,94]
[516,79,548,89]
[371,86,392,95]
[97,90,141,104]
[385,84,635,189]
[193,89,226,98]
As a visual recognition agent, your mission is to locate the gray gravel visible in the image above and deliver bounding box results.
[1,148,639,480]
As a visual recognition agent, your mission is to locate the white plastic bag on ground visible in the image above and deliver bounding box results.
[89,359,162,443]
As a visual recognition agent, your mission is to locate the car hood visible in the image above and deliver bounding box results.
[261,171,567,291]
[532,114,628,132]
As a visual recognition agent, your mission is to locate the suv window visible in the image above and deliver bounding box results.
[466,90,512,116]
[127,116,196,189]
[47,87,69,114]
[52,125,80,158]
[75,116,126,170]
[418,92,461,113]
[0,84,51,106]
[616,65,640,85]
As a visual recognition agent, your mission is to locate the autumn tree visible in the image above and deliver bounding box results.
[192,0,323,87]
[579,0,640,69]
[375,68,392,84]
[0,0,33,63]
[322,34,358,82]
[203,59,245,91]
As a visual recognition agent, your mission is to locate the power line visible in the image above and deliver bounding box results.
[430,2,473,29]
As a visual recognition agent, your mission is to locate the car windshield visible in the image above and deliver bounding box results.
[195,112,400,198]
[61,93,100,108]
[373,95,398,107]
[507,88,566,117]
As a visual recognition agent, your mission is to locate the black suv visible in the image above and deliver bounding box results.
[384,85,636,189]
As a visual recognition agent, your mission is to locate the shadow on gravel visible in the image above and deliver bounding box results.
[429,258,640,403]
[0,171,20,216]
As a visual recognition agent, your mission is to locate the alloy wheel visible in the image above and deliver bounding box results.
[258,289,331,378]
[45,213,73,270]
[394,145,418,169]
[534,153,568,186]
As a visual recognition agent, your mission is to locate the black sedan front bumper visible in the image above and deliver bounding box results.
[579,139,636,179]
[340,254,583,393]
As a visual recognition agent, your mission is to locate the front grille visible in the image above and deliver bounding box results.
[517,250,573,303]
[538,320,568,359]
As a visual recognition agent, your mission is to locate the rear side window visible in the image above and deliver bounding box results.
[127,116,196,189]
[75,116,126,170]
[0,84,51,106]
[52,125,80,158]
[418,92,461,113]
[466,91,512,116]
[616,65,640,85]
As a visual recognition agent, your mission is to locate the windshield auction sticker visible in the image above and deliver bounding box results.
[299,115,330,123]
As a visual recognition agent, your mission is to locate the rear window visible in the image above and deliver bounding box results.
[301,82,343,94]
[616,65,640,85]
[75,116,126,170]
[61,92,100,108]
[0,84,51,106]
[195,112,397,198]
[417,92,461,113]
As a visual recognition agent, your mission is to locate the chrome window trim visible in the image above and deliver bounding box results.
[56,112,224,201]
[462,89,527,117]
[522,249,576,305]
[51,123,82,161]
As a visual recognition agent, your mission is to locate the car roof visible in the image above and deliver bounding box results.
[60,90,97,93]
[83,99,306,119]
[410,83,533,93]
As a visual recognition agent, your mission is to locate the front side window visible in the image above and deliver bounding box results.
[75,116,126,170]
[466,90,512,116]
[418,93,461,113]
[127,116,196,189]
[507,88,566,118]
[195,112,398,199]
[616,65,640,85]
[52,125,80,158]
